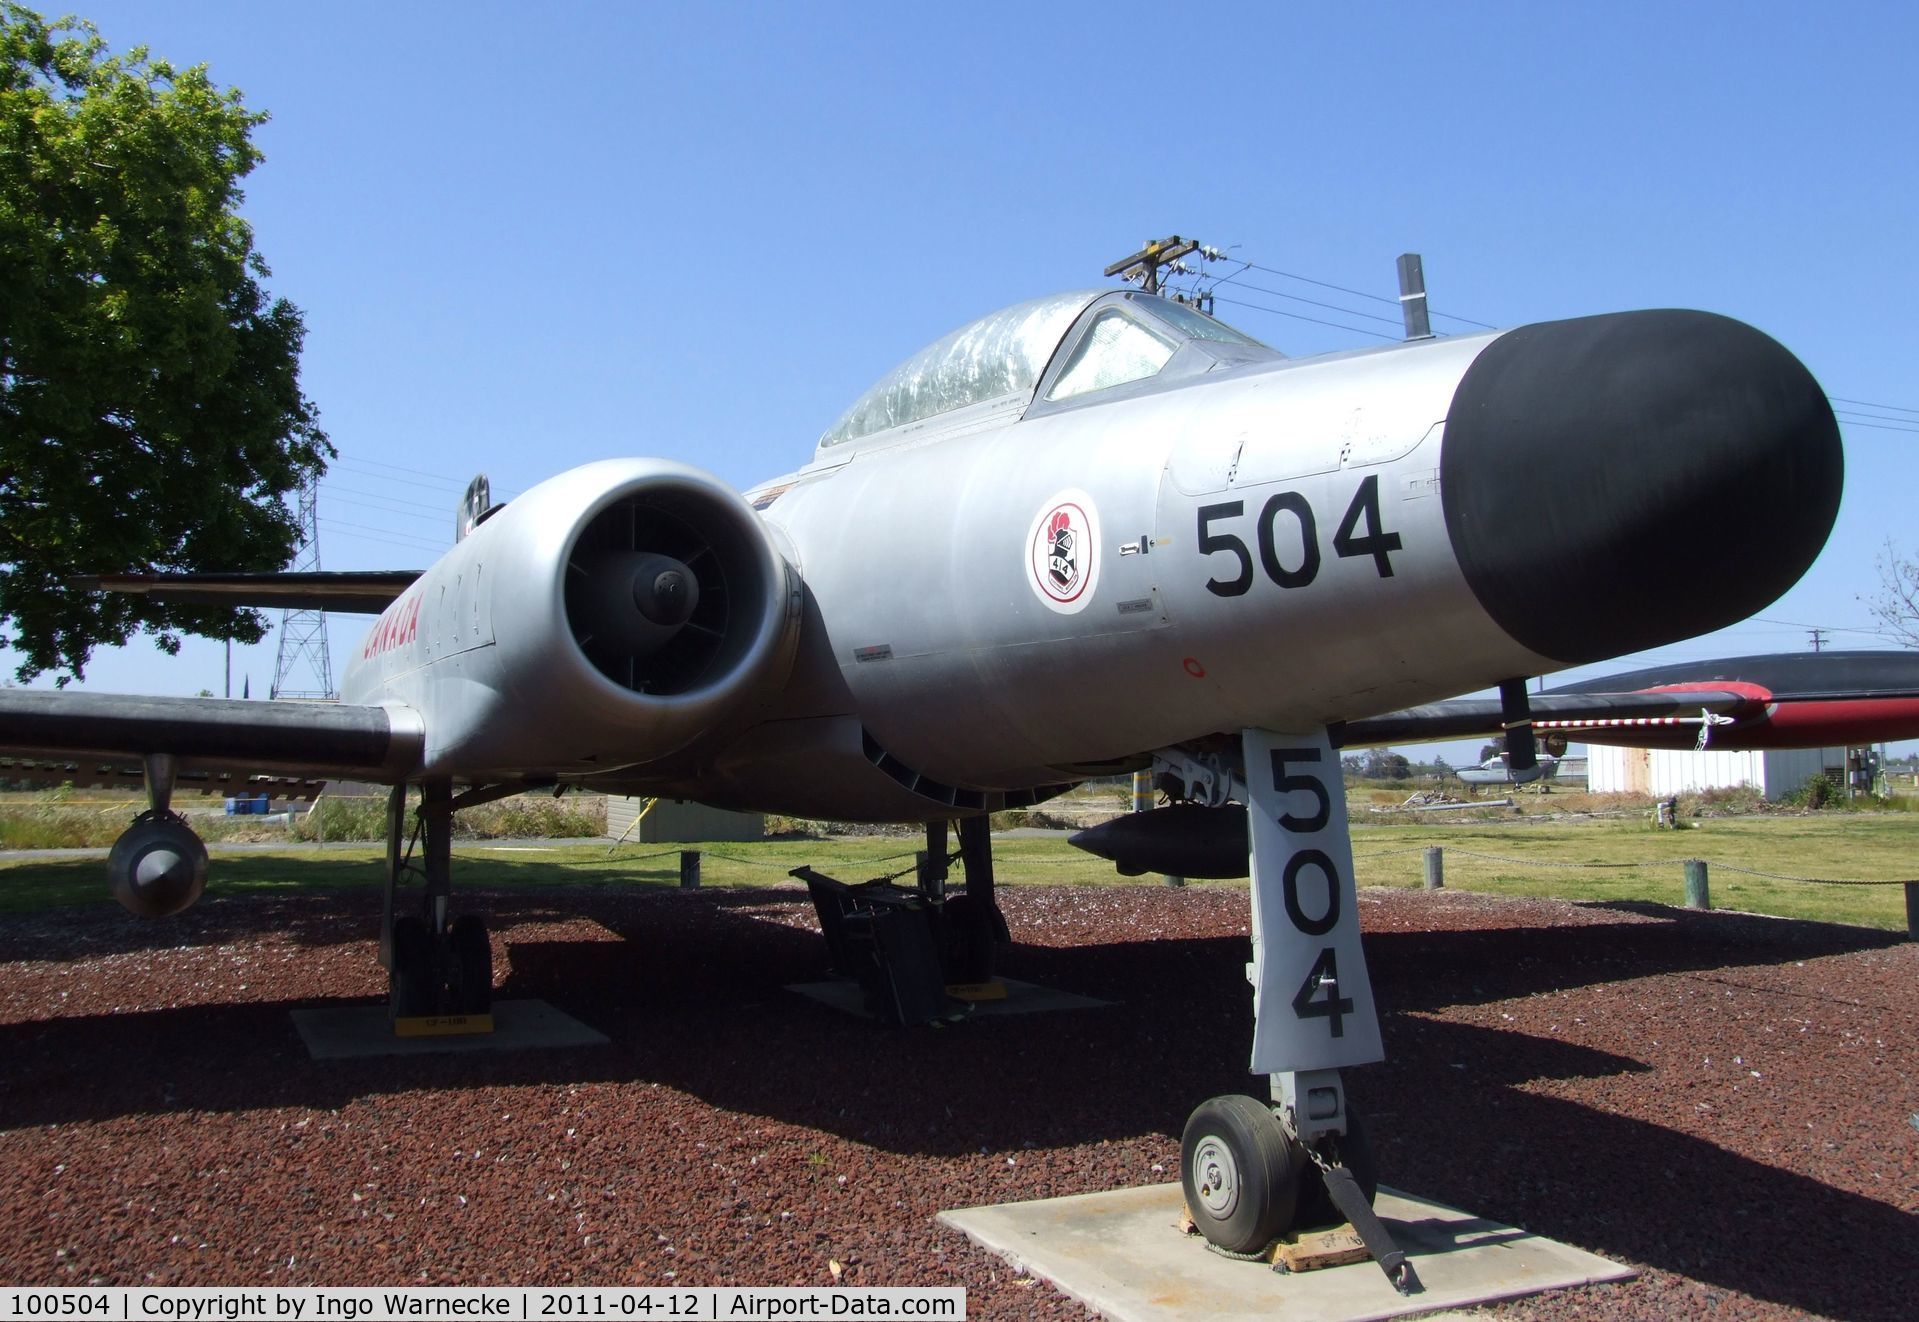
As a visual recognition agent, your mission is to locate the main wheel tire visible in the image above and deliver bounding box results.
[1180,1095,1301,1253]
[389,914,438,1019]
[447,914,494,1015]
[1294,1105,1379,1230]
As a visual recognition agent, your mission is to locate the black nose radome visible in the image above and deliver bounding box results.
[1440,309,1842,665]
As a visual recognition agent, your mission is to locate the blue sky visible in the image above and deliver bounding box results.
[12,2,1918,755]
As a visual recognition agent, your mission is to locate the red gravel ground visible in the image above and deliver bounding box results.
[0,879,1913,1320]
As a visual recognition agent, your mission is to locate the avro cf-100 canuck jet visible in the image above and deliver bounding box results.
[6,285,1919,1279]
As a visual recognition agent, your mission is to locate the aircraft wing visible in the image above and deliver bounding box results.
[76,570,421,614]
[1336,651,1919,751]
[0,690,424,792]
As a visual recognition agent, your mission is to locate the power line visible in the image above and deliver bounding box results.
[1195,254,1911,429]
[1831,406,1919,426]
[331,453,524,502]
[323,495,451,531]
[1192,275,1406,328]
[322,483,459,519]
[1206,292,1402,341]
[1833,409,1919,431]
[1750,616,1889,638]
[1829,395,1919,416]
[321,515,447,552]
[1226,258,1498,329]
[333,453,471,490]
[1835,416,1919,435]
[322,529,440,560]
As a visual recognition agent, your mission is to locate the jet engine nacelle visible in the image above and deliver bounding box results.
[367,459,803,775]
[107,811,209,917]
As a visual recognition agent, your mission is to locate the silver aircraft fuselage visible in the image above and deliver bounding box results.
[336,290,1842,822]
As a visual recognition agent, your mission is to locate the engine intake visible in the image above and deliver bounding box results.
[565,491,775,696]
[410,458,802,775]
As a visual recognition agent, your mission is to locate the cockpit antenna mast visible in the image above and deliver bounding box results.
[1105,235,1230,313]
[1104,235,1200,295]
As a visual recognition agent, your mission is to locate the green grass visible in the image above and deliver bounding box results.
[1347,814,1919,928]
[0,792,608,850]
[0,834,1123,914]
[1,816,1913,930]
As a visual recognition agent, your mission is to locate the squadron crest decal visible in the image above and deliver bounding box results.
[1026,490,1100,614]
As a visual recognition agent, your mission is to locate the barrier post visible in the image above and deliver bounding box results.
[680,850,702,890]
[1684,859,1710,910]
[1423,846,1444,890]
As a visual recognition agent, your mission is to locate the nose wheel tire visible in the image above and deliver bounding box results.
[1180,1094,1301,1254]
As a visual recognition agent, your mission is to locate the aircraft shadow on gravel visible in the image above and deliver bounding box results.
[1,894,1910,1318]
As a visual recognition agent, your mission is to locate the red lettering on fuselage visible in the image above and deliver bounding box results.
[363,594,421,661]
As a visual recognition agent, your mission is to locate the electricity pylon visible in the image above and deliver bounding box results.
[270,473,334,700]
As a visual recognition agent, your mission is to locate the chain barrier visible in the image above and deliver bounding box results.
[1702,862,1917,887]
[1442,849,1648,870]
[627,842,1912,887]
[1394,847,1915,887]
[594,848,683,866]
[694,847,924,874]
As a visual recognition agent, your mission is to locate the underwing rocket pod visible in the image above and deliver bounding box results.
[1069,805,1252,879]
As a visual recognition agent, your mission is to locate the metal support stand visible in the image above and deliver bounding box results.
[378,778,493,1027]
[957,815,995,909]
[954,815,1005,984]
[381,783,407,970]
[919,820,950,898]
[421,777,453,933]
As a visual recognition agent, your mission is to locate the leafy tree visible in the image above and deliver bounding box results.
[1866,540,1919,649]
[1360,749,1412,781]
[0,5,329,682]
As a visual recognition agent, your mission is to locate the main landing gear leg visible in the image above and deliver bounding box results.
[945,815,1009,985]
[1173,729,1417,1293]
[380,778,494,1024]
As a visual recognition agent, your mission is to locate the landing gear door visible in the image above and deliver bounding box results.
[1243,727,1384,1074]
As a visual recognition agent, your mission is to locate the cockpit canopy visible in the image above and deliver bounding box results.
[818,289,1274,451]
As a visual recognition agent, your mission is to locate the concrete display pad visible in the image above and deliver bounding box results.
[939,1182,1635,1322]
[787,976,1111,1020]
[290,999,609,1060]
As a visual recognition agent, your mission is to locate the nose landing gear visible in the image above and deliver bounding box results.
[1163,729,1416,1293]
